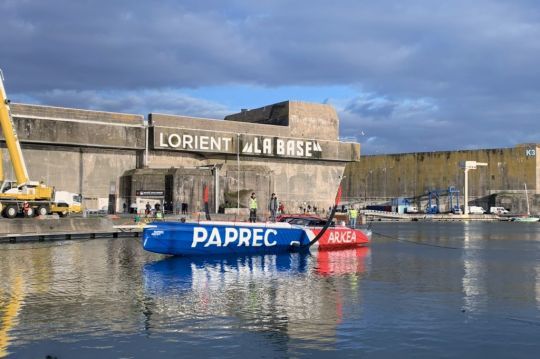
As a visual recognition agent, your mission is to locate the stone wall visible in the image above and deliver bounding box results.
[343,144,540,213]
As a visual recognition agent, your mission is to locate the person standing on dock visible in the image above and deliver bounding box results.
[269,193,278,222]
[181,202,188,215]
[145,202,151,217]
[278,201,284,215]
[249,192,258,222]
[349,206,358,228]
[23,201,30,216]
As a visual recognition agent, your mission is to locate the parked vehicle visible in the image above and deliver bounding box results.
[405,206,419,214]
[469,206,486,214]
[489,206,509,215]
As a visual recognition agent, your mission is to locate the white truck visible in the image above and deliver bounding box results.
[468,206,486,214]
[489,206,509,215]
[405,206,419,214]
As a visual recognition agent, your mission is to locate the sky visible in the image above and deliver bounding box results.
[1,0,539,155]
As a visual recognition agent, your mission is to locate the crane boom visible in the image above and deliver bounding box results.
[0,149,3,183]
[0,69,30,186]
[0,69,83,219]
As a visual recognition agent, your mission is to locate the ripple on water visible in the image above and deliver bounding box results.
[1,225,540,358]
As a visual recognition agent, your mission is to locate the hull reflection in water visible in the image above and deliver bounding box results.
[143,253,310,294]
[143,249,371,294]
[316,247,370,276]
[142,249,370,344]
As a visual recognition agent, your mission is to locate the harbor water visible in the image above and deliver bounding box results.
[1,222,540,358]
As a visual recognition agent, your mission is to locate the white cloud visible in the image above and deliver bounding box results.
[2,0,540,154]
[15,89,232,119]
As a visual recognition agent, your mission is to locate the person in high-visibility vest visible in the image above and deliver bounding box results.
[249,192,258,223]
[349,207,358,228]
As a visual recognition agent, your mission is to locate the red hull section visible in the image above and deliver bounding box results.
[311,227,371,249]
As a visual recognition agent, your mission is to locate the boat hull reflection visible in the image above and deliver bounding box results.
[143,248,370,295]
[316,247,370,276]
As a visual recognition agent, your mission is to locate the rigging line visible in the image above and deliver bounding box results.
[371,230,460,250]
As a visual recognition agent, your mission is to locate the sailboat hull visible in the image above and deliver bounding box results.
[142,221,371,256]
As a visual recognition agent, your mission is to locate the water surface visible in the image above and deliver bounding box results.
[1,222,539,358]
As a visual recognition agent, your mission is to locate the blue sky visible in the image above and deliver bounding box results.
[1,0,539,154]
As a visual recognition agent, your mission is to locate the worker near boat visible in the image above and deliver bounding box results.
[269,193,278,222]
[249,192,257,223]
[349,207,358,228]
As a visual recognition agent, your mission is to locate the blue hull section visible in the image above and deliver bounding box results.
[142,221,312,256]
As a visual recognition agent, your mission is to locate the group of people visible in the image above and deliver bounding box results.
[248,193,360,228]
[299,204,318,214]
[249,192,283,223]
[145,202,164,219]
[131,194,359,227]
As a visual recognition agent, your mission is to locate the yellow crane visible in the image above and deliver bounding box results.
[0,69,82,218]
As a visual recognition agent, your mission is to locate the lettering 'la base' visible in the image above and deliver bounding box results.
[158,132,322,158]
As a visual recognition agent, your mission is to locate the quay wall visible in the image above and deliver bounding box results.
[343,145,540,213]
[0,217,116,237]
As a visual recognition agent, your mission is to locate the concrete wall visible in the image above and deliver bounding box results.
[8,104,145,149]
[2,101,358,214]
[121,159,344,217]
[1,144,139,211]
[224,101,339,141]
[221,158,344,213]
[224,101,289,127]
[146,151,206,169]
[343,145,539,213]
[150,113,290,138]
[1,104,145,211]
[145,102,358,213]
[288,101,339,141]
[0,217,116,236]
